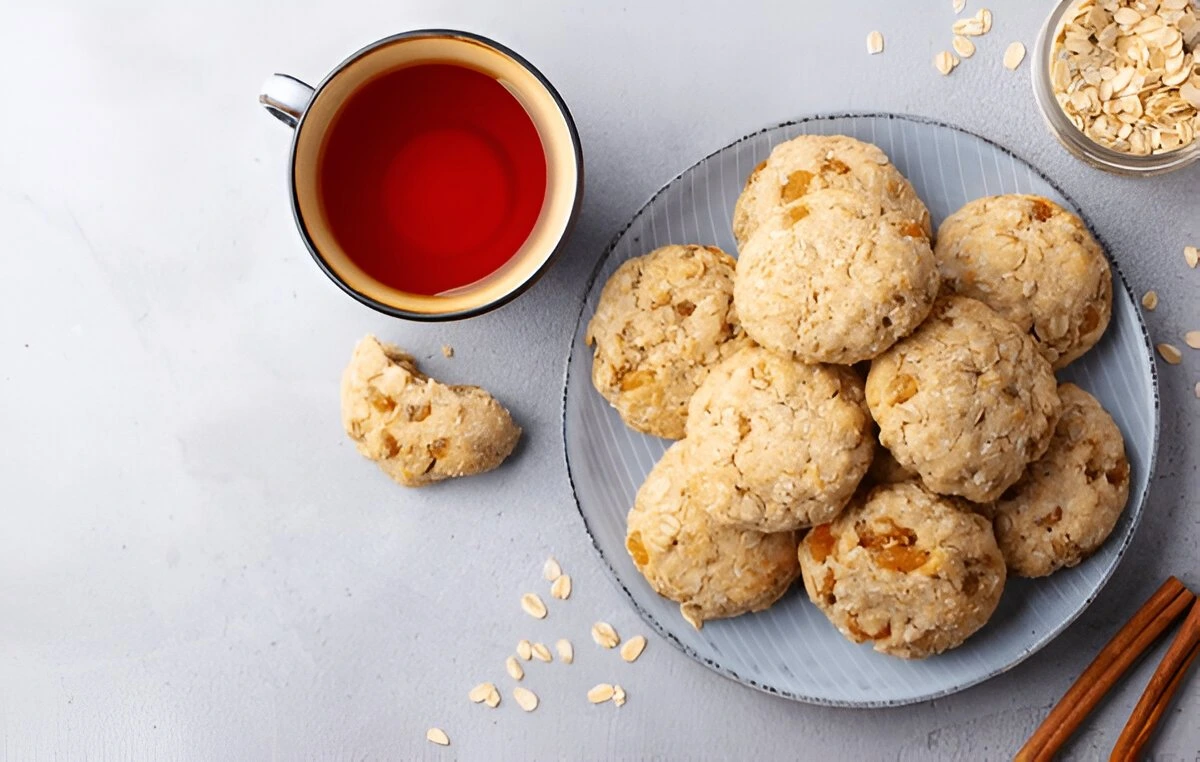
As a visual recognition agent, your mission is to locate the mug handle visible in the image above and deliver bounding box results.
[259,74,315,128]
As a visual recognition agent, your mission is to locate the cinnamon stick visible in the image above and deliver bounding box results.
[1130,640,1200,755]
[1110,597,1200,760]
[1015,577,1195,762]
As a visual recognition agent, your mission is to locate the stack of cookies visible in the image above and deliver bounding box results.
[585,135,1129,659]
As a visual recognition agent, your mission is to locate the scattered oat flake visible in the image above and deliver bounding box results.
[441,344,453,358]
[978,7,992,34]
[1186,331,1200,349]
[556,638,574,664]
[613,685,627,707]
[935,51,958,75]
[469,682,495,703]
[517,639,533,660]
[426,728,450,746]
[506,655,524,681]
[952,35,975,58]
[1186,246,1199,268]
[1003,42,1026,70]
[1158,343,1183,364]
[542,557,562,581]
[550,574,572,600]
[521,593,548,619]
[591,621,620,649]
[953,0,965,13]
[513,686,539,712]
[620,635,647,663]
[1194,381,1200,399]
[867,30,884,55]
[485,686,501,708]
[532,642,553,662]
[952,17,984,36]
[587,683,615,704]
[1142,290,1159,310]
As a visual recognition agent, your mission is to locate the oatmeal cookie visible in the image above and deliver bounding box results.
[685,346,873,532]
[934,194,1112,369]
[866,296,1061,503]
[341,335,521,487]
[625,442,800,629]
[586,244,750,439]
[993,383,1130,578]
[732,134,931,249]
[798,481,1006,659]
[734,190,939,365]
[864,437,919,488]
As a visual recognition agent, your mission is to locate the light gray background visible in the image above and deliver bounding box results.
[1,1,1197,760]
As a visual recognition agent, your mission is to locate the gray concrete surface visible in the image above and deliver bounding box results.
[1,1,1197,759]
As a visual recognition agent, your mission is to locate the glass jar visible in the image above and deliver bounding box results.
[1033,0,1200,176]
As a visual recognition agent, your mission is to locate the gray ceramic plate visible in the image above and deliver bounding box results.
[562,114,1159,706]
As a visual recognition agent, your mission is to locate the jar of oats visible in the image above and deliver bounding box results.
[1033,0,1200,174]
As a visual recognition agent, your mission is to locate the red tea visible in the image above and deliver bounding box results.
[319,63,547,296]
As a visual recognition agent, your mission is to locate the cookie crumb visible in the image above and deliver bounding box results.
[441,344,454,358]
[1142,290,1159,310]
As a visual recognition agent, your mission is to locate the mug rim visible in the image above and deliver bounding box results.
[287,29,585,321]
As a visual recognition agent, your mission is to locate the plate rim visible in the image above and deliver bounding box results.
[559,111,1162,707]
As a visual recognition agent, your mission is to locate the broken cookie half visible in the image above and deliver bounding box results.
[341,335,521,487]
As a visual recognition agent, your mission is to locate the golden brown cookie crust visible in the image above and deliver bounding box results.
[341,336,521,487]
[625,442,800,629]
[732,134,931,250]
[993,383,1130,578]
[798,481,1006,659]
[585,244,750,439]
[934,194,1112,369]
[866,296,1061,503]
[685,346,873,532]
[734,189,940,365]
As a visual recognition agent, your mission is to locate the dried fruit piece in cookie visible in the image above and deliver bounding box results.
[934,194,1112,369]
[340,335,521,487]
[732,134,930,250]
[798,481,1006,659]
[993,383,1130,578]
[625,442,800,629]
[585,244,750,439]
[735,189,939,365]
[686,346,873,531]
[866,296,1061,503]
